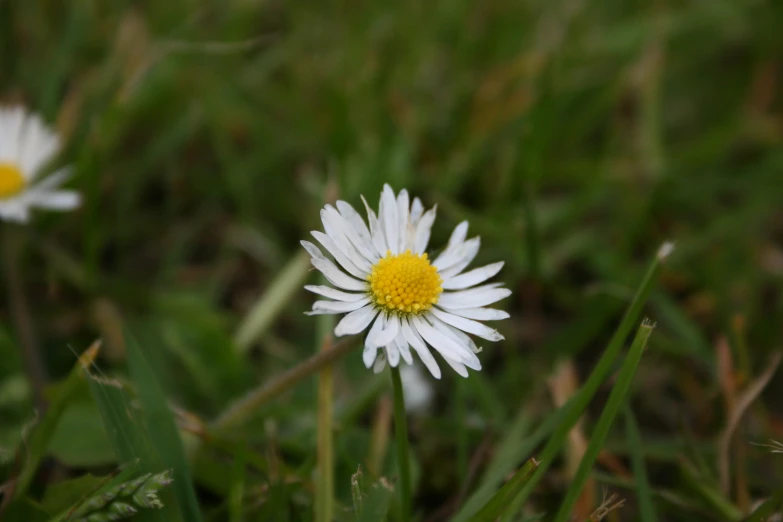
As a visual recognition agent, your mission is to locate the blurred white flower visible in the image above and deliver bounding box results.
[302,184,511,379]
[400,364,434,413]
[0,106,80,222]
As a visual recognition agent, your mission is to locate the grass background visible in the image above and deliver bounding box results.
[1,0,783,520]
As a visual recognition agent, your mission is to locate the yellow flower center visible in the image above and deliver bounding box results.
[0,163,26,199]
[369,250,442,314]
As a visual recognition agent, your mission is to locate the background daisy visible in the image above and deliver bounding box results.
[0,106,80,222]
[303,184,510,378]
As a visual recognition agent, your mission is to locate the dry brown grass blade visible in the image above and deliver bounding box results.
[717,351,783,494]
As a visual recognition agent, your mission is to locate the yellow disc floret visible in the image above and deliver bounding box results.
[369,250,442,314]
[0,163,26,199]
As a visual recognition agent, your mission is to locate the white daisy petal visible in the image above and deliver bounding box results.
[409,197,424,226]
[435,237,481,273]
[336,200,374,248]
[441,357,469,378]
[362,195,388,255]
[430,307,504,342]
[312,230,369,278]
[443,307,510,321]
[380,184,399,254]
[301,240,325,261]
[304,285,367,302]
[413,207,436,254]
[385,338,401,367]
[308,297,371,315]
[335,305,379,336]
[428,316,482,370]
[310,257,367,291]
[364,313,387,353]
[369,313,400,348]
[396,189,409,252]
[302,241,367,291]
[401,317,441,379]
[394,335,413,365]
[329,206,378,263]
[28,167,71,192]
[442,261,504,290]
[322,207,376,266]
[438,284,512,309]
[410,314,468,365]
[20,115,60,177]
[27,190,81,210]
[373,352,387,373]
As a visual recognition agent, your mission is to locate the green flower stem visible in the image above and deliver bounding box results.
[315,311,335,522]
[390,365,412,521]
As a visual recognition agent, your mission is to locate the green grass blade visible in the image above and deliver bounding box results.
[455,243,672,521]
[502,243,671,511]
[466,458,540,522]
[552,320,654,522]
[125,330,203,522]
[624,404,659,522]
[13,343,99,500]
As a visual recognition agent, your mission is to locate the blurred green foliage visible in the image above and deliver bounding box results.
[1,0,783,520]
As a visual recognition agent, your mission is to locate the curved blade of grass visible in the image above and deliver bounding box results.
[455,242,672,521]
[13,342,100,500]
[552,320,655,522]
[624,405,659,522]
[466,458,539,522]
[125,330,202,522]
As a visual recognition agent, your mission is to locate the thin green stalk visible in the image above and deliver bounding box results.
[390,366,412,521]
[211,336,357,431]
[315,311,335,522]
[553,321,654,522]
[489,242,673,517]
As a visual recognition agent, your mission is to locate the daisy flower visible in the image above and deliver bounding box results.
[0,106,80,222]
[303,184,511,379]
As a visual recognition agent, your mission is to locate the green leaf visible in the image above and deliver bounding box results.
[13,343,100,500]
[356,478,395,522]
[552,320,654,522]
[48,401,115,467]
[466,458,539,522]
[124,329,203,522]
